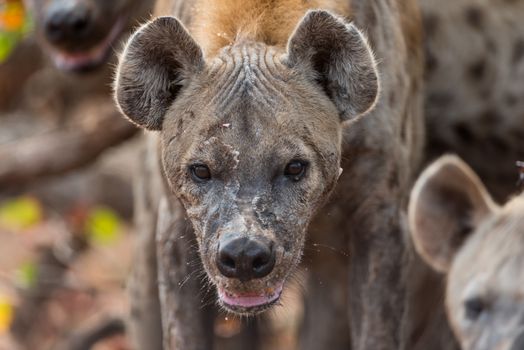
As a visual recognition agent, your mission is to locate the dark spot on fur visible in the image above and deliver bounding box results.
[428,92,453,107]
[425,50,438,76]
[506,93,518,107]
[513,39,524,64]
[423,13,439,38]
[486,39,497,54]
[389,92,397,106]
[511,128,524,141]
[464,6,484,30]
[131,305,141,319]
[455,123,475,143]
[399,101,409,143]
[478,87,490,99]
[480,110,500,126]
[400,124,407,144]
[488,136,509,152]
[388,168,399,189]
[468,59,487,81]
[175,117,184,136]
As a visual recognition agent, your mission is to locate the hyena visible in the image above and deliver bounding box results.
[9,0,156,122]
[23,0,153,73]
[409,155,524,350]
[0,0,157,187]
[114,0,454,349]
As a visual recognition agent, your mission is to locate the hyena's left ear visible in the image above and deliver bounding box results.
[286,10,379,121]
[114,16,204,130]
[408,155,497,273]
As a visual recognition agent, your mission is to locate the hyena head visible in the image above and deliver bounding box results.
[409,155,524,350]
[114,11,379,315]
[23,0,153,72]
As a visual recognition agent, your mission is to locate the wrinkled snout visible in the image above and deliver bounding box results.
[216,236,276,282]
[44,2,94,45]
[510,331,524,350]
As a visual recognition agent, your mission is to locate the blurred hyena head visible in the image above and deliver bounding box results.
[114,12,379,315]
[23,0,153,72]
[409,155,524,350]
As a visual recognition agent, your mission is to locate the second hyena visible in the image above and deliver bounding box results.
[23,0,154,73]
[410,155,524,350]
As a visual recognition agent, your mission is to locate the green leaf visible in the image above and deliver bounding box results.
[0,196,43,231]
[0,33,16,62]
[85,207,122,246]
[0,1,34,63]
[15,261,38,289]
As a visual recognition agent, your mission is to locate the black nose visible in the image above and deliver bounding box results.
[217,237,275,282]
[45,4,93,44]
[510,331,524,350]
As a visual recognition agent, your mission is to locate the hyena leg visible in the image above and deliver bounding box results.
[157,197,214,350]
[299,231,351,349]
[127,155,163,350]
[348,197,407,350]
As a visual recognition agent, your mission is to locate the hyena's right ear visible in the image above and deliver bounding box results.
[408,155,497,273]
[114,17,204,130]
[286,10,379,121]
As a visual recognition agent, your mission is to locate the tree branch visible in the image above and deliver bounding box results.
[64,317,126,350]
[0,103,136,189]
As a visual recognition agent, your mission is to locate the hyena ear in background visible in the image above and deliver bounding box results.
[114,16,204,131]
[286,10,380,121]
[408,155,497,273]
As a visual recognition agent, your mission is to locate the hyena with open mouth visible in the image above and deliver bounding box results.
[114,0,454,349]
[24,0,153,72]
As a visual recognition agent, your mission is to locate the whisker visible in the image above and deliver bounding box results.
[308,242,349,257]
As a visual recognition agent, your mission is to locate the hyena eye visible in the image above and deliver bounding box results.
[190,164,211,181]
[464,297,486,321]
[284,160,307,181]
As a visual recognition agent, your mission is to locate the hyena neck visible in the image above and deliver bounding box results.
[190,0,351,56]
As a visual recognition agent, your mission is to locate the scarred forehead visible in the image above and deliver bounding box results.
[162,42,340,154]
[205,43,293,111]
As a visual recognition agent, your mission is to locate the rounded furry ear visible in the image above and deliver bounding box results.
[286,10,379,121]
[114,16,204,130]
[408,155,497,273]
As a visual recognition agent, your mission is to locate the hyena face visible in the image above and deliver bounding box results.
[409,155,524,350]
[23,0,153,72]
[114,12,379,314]
[160,51,343,314]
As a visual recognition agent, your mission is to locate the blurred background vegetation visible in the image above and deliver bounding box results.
[0,1,137,348]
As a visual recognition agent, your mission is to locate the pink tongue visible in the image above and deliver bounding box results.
[53,51,104,70]
[219,285,283,308]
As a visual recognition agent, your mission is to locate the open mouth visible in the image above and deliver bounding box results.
[47,16,125,72]
[218,283,283,314]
